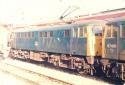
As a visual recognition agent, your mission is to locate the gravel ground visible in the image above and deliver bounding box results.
[0,61,70,85]
[0,58,112,85]
[0,70,33,85]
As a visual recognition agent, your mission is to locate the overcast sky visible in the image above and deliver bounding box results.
[0,0,125,25]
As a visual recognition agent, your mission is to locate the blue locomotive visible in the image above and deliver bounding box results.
[9,8,125,80]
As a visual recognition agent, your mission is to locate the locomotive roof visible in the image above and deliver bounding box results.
[13,7,125,32]
[14,19,108,32]
[14,24,74,32]
[75,8,125,23]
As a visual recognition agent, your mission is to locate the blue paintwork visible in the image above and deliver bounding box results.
[70,38,87,55]
[105,38,117,59]
[119,21,125,60]
[11,24,87,56]
[119,38,125,53]
[104,21,125,60]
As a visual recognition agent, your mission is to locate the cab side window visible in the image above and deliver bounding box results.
[112,26,117,38]
[106,24,118,38]
[78,26,87,38]
[107,25,111,37]
[73,26,87,38]
[120,24,125,38]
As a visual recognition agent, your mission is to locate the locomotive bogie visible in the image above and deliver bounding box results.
[30,51,42,61]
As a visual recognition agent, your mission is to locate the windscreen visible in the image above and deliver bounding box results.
[91,25,103,36]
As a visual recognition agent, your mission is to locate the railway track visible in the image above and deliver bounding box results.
[0,69,39,85]
[0,60,72,85]
[20,59,120,85]
[0,58,112,85]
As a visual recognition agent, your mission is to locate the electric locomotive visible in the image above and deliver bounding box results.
[9,21,103,75]
[8,8,125,80]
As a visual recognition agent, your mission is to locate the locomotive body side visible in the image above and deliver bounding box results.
[11,24,88,56]
[9,23,99,75]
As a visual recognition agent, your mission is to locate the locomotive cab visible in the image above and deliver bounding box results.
[86,24,103,64]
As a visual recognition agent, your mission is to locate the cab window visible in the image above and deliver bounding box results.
[120,24,125,38]
[92,25,103,36]
[73,26,87,38]
[106,24,118,38]
[107,26,111,37]
[78,26,87,38]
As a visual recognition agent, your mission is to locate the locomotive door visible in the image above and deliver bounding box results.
[103,23,118,59]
